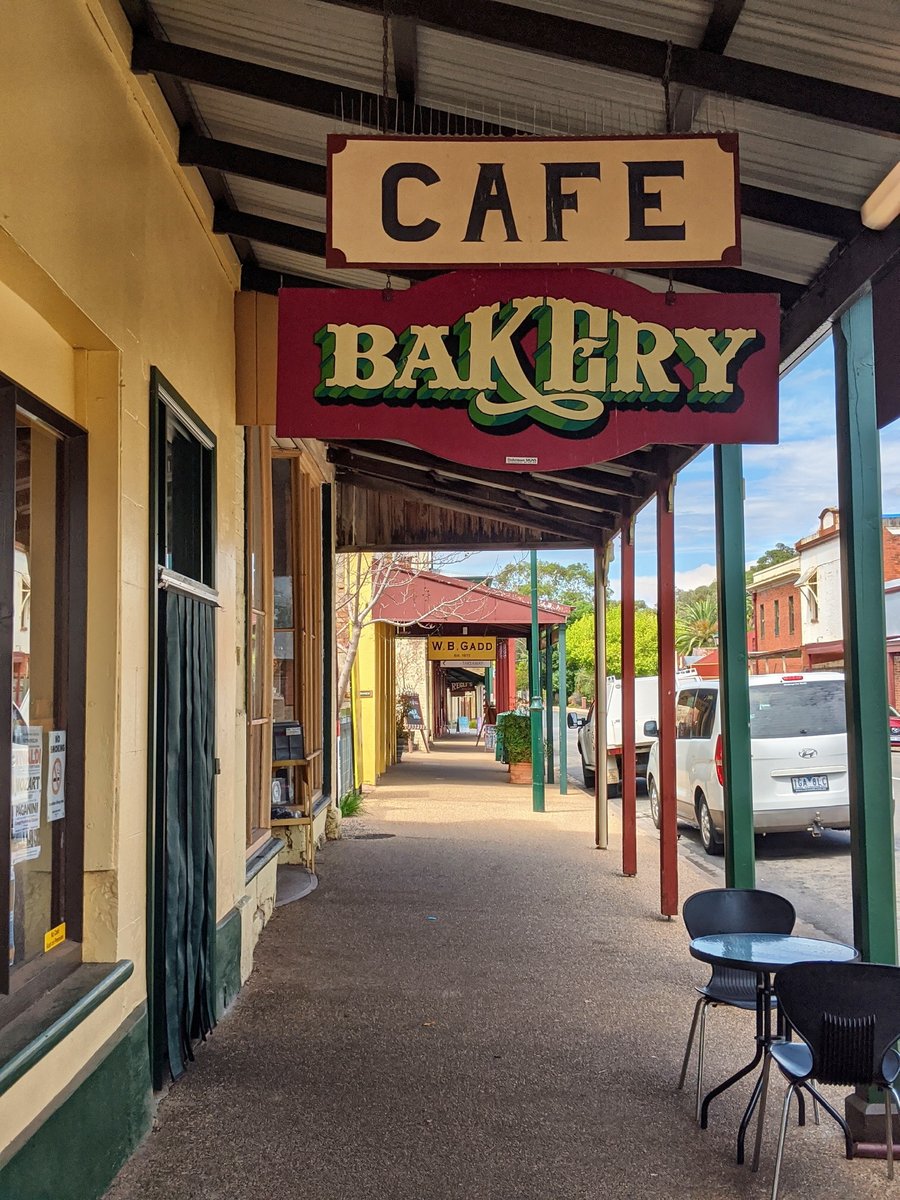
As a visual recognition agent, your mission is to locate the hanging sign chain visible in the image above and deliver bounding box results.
[663,40,676,306]
[381,1,390,134]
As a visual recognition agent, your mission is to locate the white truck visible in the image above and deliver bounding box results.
[569,671,700,791]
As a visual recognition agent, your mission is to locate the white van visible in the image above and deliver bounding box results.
[645,672,850,855]
[570,670,699,791]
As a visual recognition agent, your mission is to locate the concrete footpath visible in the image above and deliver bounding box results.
[106,736,890,1199]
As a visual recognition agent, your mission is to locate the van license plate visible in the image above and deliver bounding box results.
[791,775,829,794]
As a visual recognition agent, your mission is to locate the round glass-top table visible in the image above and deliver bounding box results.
[688,931,859,1169]
[690,932,858,974]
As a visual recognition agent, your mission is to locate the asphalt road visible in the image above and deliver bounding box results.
[554,717,900,947]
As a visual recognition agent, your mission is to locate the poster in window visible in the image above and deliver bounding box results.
[47,731,66,822]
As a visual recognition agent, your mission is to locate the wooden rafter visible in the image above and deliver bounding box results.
[330,452,617,538]
[318,0,900,135]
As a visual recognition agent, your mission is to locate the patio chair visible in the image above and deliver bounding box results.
[767,961,900,1200]
[680,888,796,1120]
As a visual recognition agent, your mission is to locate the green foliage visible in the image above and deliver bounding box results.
[491,557,596,619]
[750,542,796,573]
[675,594,719,657]
[339,787,365,818]
[497,711,532,764]
[675,581,717,614]
[565,602,658,679]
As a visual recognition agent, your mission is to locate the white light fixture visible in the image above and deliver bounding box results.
[861,162,900,230]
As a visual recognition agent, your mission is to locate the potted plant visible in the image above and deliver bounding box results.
[501,712,532,784]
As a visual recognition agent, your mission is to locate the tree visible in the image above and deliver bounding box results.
[491,557,596,619]
[565,602,658,689]
[336,551,481,705]
[674,594,718,657]
[750,542,796,573]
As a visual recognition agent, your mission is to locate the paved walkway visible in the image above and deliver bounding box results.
[107,736,891,1199]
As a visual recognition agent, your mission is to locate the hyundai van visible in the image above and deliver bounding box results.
[645,672,850,855]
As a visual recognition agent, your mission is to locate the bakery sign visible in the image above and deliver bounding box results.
[327,134,740,269]
[276,269,779,473]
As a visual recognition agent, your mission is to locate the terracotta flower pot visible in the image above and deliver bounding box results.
[508,761,532,784]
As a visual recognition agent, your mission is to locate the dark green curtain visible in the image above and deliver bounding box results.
[162,590,216,1080]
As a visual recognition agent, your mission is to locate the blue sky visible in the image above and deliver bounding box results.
[460,338,900,605]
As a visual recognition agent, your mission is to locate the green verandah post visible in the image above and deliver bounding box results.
[558,624,568,795]
[714,443,756,889]
[530,550,546,812]
[545,629,554,784]
[834,294,898,966]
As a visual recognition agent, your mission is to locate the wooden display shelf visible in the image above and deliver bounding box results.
[271,749,323,870]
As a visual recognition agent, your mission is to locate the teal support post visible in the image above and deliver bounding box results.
[529,550,546,812]
[835,295,898,966]
[558,625,568,795]
[484,665,493,706]
[594,547,609,849]
[714,443,756,889]
[545,629,554,784]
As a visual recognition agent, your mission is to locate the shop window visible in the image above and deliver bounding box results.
[245,428,273,849]
[2,383,86,996]
[272,455,324,804]
[806,571,819,623]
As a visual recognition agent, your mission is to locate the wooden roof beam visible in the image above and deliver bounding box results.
[331,453,617,535]
[337,468,596,544]
[391,15,418,103]
[322,0,900,135]
[132,34,517,135]
[326,440,645,500]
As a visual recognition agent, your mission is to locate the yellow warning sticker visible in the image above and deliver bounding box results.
[44,923,66,952]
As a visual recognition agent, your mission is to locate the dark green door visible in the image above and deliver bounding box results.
[148,370,218,1087]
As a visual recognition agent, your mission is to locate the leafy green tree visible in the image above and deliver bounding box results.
[675,594,718,657]
[491,557,596,619]
[566,602,658,682]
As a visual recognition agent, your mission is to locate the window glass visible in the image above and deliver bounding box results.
[788,595,795,635]
[161,411,212,584]
[272,458,296,722]
[748,681,846,739]
[675,689,697,739]
[774,599,780,637]
[9,416,62,974]
[694,689,718,739]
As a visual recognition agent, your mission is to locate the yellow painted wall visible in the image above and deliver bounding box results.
[0,0,250,1154]
[355,616,397,785]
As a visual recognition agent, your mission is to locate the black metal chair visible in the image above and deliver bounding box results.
[767,961,900,1200]
[680,888,796,1120]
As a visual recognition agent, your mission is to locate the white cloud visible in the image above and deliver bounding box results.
[633,563,717,606]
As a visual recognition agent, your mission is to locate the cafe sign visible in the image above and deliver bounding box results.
[327,134,740,270]
[277,269,779,473]
[427,637,497,662]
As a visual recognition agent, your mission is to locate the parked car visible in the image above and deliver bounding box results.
[568,670,699,791]
[645,672,850,855]
[890,706,900,748]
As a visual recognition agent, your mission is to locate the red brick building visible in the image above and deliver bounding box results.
[748,557,803,675]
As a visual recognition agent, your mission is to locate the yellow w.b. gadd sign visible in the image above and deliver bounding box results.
[427,637,497,662]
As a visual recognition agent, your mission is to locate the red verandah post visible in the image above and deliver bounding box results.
[657,480,678,917]
[621,522,637,877]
